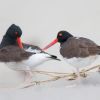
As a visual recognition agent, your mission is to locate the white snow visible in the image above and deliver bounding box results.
[0,0,100,100]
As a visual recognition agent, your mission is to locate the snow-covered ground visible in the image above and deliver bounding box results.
[0,0,100,100]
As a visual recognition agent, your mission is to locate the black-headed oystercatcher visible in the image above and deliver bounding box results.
[0,24,60,87]
[43,31,100,83]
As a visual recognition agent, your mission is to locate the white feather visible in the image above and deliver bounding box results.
[64,55,99,69]
[25,47,41,53]
[6,49,52,71]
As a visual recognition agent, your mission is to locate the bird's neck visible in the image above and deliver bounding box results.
[60,38,68,45]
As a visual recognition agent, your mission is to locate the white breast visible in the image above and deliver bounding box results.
[64,55,99,69]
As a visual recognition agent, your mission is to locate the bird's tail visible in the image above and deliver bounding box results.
[97,46,100,49]
[96,46,100,55]
[41,51,61,61]
[47,54,61,61]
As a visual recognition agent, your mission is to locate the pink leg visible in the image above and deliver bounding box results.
[24,71,33,84]
[18,71,34,88]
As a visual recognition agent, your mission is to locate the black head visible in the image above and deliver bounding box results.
[0,24,23,49]
[43,30,73,50]
[57,31,73,43]
[5,24,22,39]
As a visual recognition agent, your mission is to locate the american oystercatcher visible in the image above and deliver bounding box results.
[43,31,100,83]
[0,24,60,87]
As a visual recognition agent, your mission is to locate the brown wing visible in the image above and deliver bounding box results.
[85,46,100,55]
[0,45,33,62]
[60,37,100,58]
[79,37,100,55]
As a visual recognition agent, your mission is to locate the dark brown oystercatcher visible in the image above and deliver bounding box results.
[43,31,100,83]
[0,24,60,87]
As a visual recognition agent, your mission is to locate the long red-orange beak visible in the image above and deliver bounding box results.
[16,37,23,49]
[43,38,58,50]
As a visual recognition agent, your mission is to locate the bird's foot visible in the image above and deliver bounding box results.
[80,69,87,78]
[67,73,77,80]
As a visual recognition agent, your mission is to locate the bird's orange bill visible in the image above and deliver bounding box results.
[43,38,58,50]
[17,37,23,49]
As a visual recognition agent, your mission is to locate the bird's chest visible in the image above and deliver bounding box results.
[60,41,81,58]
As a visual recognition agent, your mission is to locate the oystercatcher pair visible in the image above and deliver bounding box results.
[43,31,100,83]
[0,24,60,87]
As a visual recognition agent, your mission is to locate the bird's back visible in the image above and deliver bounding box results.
[60,37,100,58]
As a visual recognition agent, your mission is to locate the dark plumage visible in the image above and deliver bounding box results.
[0,24,60,63]
[60,37,100,58]
[43,30,100,84]
[0,24,60,87]
[0,24,22,48]
[0,45,33,62]
[43,30,100,58]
